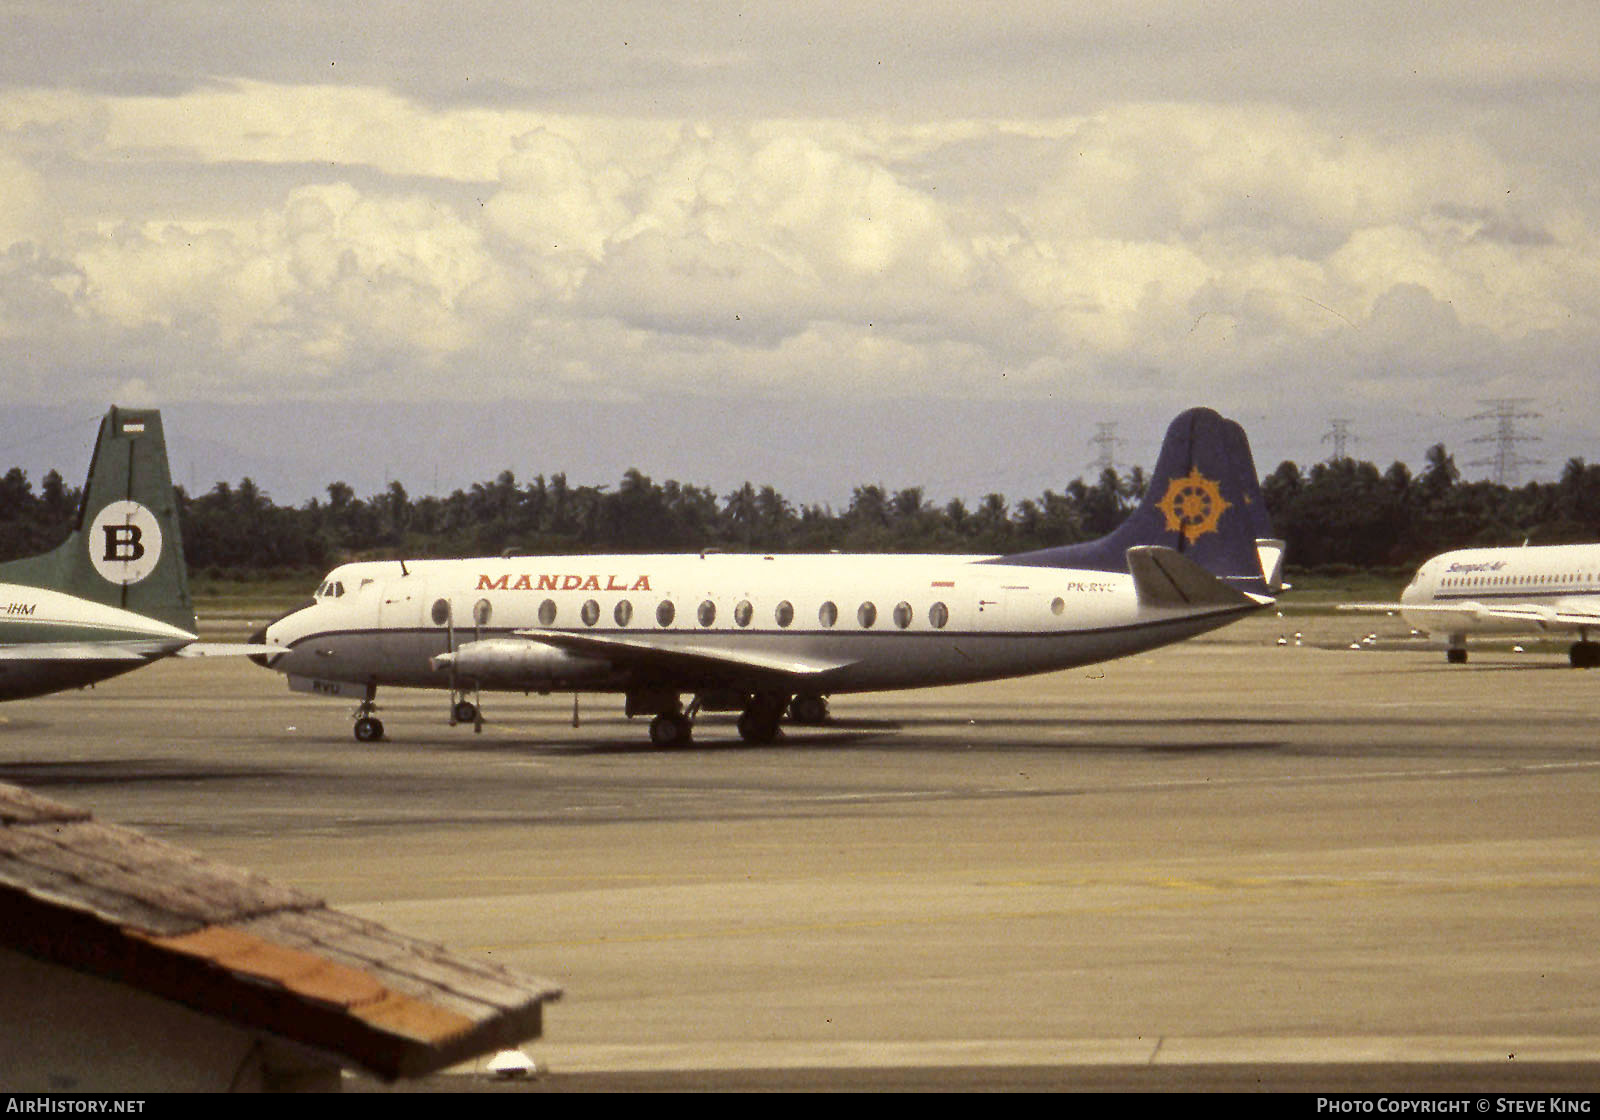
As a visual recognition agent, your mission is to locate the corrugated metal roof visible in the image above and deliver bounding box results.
[0,782,562,1081]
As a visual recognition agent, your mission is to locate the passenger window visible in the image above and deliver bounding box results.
[928,602,949,629]
[698,600,717,627]
[775,600,795,628]
[893,601,912,629]
[1051,597,1065,615]
[615,600,633,627]
[431,599,451,626]
[473,599,492,627]
[581,599,600,627]
[858,602,877,628]
[657,600,676,627]
[735,600,753,627]
[538,598,557,626]
[819,601,838,628]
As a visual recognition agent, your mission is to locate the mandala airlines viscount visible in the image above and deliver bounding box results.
[252,408,1285,745]
[0,408,248,700]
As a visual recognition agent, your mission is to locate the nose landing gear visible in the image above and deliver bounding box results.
[450,692,483,732]
[352,683,384,742]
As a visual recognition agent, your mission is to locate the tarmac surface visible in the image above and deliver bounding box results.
[3,609,1599,1093]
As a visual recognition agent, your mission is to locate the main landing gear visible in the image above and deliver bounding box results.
[649,710,695,746]
[349,686,834,745]
[1444,637,1600,667]
[735,693,787,745]
[638,690,824,746]
[788,694,830,725]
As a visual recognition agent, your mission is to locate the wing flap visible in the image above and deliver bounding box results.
[511,628,858,679]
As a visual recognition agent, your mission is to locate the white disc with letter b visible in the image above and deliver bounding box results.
[89,500,163,585]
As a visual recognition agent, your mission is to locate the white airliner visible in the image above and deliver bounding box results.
[1342,544,1600,666]
[0,408,255,701]
[252,408,1285,744]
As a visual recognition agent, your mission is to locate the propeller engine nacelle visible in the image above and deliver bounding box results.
[432,638,612,687]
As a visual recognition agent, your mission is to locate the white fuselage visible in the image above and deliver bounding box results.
[0,580,198,700]
[261,552,1259,697]
[1400,543,1600,637]
[0,582,192,645]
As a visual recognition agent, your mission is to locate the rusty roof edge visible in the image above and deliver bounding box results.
[0,892,551,1082]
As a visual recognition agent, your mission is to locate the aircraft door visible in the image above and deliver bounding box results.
[375,575,436,680]
[976,583,1028,633]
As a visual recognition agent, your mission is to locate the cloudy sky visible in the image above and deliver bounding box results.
[1,2,1597,507]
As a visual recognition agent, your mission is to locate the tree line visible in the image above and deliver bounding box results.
[3,444,1600,578]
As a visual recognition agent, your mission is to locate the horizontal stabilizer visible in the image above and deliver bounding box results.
[176,642,284,659]
[1127,545,1264,609]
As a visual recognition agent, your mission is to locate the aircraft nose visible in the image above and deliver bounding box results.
[249,599,314,670]
[247,625,272,669]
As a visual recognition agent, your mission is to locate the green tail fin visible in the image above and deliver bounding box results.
[0,407,195,634]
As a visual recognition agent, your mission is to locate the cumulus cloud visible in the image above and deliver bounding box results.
[0,76,1593,446]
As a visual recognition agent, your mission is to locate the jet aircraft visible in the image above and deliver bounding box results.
[253,407,1284,744]
[1342,543,1600,666]
[0,407,246,700]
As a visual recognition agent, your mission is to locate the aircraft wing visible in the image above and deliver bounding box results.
[511,628,859,680]
[1462,603,1600,630]
[1339,602,1600,631]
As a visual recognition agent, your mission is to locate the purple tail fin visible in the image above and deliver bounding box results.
[989,408,1273,593]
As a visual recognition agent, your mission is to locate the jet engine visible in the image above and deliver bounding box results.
[431,638,612,688]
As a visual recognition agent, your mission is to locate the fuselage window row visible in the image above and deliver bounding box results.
[437,596,958,631]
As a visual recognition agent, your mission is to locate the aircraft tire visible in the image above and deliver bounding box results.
[737,708,783,745]
[1571,641,1600,669]
[1446,648,1468,665]
[788,695,829,725]
[354,716,385,743]
[649,713,692,747]
[453,700,478,724]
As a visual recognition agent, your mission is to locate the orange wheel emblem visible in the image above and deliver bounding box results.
[1156,467,1230,543]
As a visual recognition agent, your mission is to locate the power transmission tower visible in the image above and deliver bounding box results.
[1322,418,1357,462]
[1087,422,1123,476]
[1467,398,1543,485]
